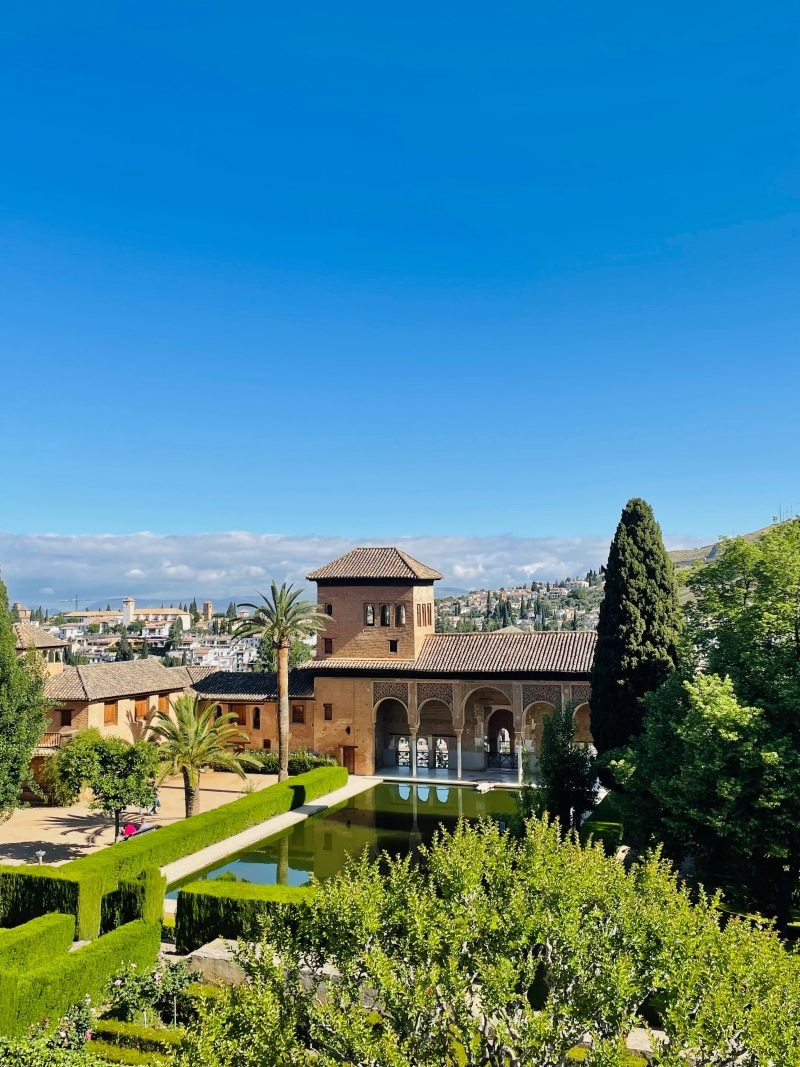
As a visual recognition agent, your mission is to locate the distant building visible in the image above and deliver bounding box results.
[121,597,192,630]
[14,623,69,676]
[202,601,213,621]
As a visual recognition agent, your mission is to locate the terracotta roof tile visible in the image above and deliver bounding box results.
[307,547,442,582]
[45,661,198,703]
[14,623,69,651]
[191,668,316,702]
[314,631,595,676]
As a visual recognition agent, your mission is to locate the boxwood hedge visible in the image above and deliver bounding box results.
[0,919,160,1036]
[0,912,75,971]
[92,1019,184,1053]
[176,879,312,953]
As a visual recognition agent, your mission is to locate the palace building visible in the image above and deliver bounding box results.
[193,547,595,777]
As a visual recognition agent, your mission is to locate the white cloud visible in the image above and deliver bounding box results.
[0,529,709,609]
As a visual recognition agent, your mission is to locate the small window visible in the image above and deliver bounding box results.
[364,604,375,626]
[292,704,305,724]
[389,639,398,654]
[103,701,117,725]
[135,697,148,721]
[60,707,72,728]
[325,603,333,616]
[253,706,261,730]
[416,604,422,626]
[395,604,406,626]
[324,703,333,721]
[262,738,271,750]
[323,638,333,655]
[158,694,169,714]
[380,604,391,627]
[235,706,247,726]
[426,603,432,626]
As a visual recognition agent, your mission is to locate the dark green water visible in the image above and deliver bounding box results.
[167,783,518,896]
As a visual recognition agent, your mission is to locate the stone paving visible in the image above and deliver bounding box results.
[0,769,279,866]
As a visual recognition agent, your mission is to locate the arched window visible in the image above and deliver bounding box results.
[416,736,430,769]
[364,604,375,626]
[497,727,511,754]
[325,603,333,616]
[396,735,410,767]
[380,604,391,627]
[253,706,261,730]
[395,604,406,626]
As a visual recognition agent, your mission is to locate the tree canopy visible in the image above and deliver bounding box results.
[0,577,49,815]
[590,498,681,756]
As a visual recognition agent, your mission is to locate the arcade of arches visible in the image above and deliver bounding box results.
[374,683,593,777]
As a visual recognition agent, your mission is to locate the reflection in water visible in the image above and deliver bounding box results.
[168,783,518,897]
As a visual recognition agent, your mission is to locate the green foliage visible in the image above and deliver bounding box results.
[535,702,598,830]
[244,748,337,776]
[85,1038,162,1064]
[0,577,50,815]
[115,636,135,661]
[54,732,159,839]
[251,636,310,673]
[0,866,101,941]
[101,868,166,934]
[236,583,330,781]
[0,1035,105,1065]
[148,693,259,817]
[92,1018,185,1052]
[0,919,160,1036]
[174,819,800,1066]
[107,957,198,1026]
[590,498,681,756]
[176,879,311,952]
[579,791,625,855]
[0,912,75,970]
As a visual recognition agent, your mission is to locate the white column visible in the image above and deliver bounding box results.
[411,732,417,778]
[517,740,524,786]
[456,730,463,780]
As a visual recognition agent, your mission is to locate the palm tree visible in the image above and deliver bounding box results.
[148,693,259,817]
[236,582,330,781]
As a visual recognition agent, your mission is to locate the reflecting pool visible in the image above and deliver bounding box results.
[167,783,518,896]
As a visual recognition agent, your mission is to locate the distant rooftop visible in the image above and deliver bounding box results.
[14,623,68,651]
[307,547,442,582]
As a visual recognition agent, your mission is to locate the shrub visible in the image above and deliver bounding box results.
[84,1040,159,1064]
[0,1035,105,1065]
[0,920,160,1036]
[107,957,198,1026]
[579,791,625,855]
[0,866,101,941]
[101,868,166,935]
[176,880,312,953]
[0,912,75,970]
[245,750,338,776]
[92,1019,184,1053]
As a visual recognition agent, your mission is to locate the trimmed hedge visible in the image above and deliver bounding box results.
[0,913,75,970]
[0,919,160,1036]
[87,1039,160,1064]
[0,866,102,941]
[176,879,312,953]
[71,765,347,891]
[92,1019,184,1053]
[0,766,346,940]
[579,791,625,856]
[101,868,166,935]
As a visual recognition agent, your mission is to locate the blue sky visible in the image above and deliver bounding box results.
[1,3,799,598]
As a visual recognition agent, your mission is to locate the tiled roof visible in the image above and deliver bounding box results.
[307,547,442,582]
[45,660,197,703]
[313,631,596,677]
[191,668,316,702]
[14,623,68,651]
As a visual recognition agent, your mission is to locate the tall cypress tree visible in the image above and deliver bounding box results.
[0,578,48,813]
[590,497,681,756]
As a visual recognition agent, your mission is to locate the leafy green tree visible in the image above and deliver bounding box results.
[148,693,258,816]
[226,601,237,620]
[175,819,800,1067]
[168,617,184,648]
[139,638,149,658]
[54,731,159,839]
[590,498,681,757]
[64,646,89,667]
[236,583,330,781]
[115,635,135,661]
[0,578,49,815]
[251,636,310,673]
[530,702,597,830]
